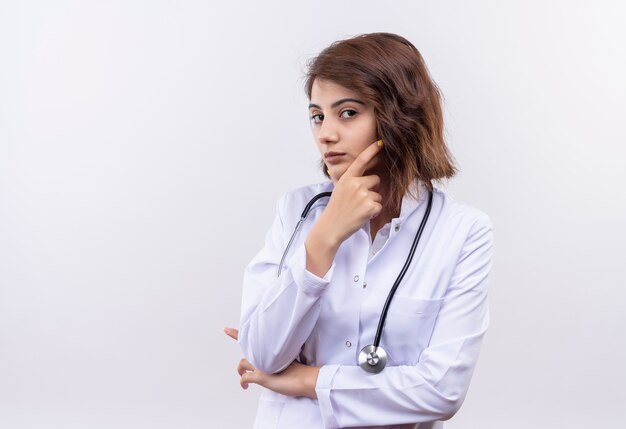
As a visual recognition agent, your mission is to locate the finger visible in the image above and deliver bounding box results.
[369,201,383,219]
[359,174,380,190]
[344,140,383,178]
[237,358,256,390]
[237,358,255,376]
[367,191,383,204]
[240,374,250,390]
[241,367,265,390]
[237,359,245,376]
[223,327,239,341]
[239,372,258,390]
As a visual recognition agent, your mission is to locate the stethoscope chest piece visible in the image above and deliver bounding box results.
[358,344,387,374]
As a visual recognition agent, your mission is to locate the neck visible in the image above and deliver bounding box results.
[369,180,400,242]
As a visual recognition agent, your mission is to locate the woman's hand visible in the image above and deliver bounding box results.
[224,327,320,399]
[305,140,383,277]
[237,358,320,399]
[318,140,384,244]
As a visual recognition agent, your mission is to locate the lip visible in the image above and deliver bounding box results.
[324,151,346,164]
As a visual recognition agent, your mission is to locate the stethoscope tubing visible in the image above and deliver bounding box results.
[277,191,332,278]
[373,190,433,347]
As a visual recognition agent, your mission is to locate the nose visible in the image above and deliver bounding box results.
[317,117,339,145]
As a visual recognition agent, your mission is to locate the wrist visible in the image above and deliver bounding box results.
[302,365,320,399]
[309,215,342,250]
[304,224,340,278]
[306,225,340,253]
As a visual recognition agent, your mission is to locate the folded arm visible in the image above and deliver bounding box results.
[315,215,494,428]
[238,195,337,374]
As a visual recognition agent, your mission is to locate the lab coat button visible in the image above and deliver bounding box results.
[363,282,367,289]
[394,224,400,232]
[353,275,359,282]
[346,341,352,348]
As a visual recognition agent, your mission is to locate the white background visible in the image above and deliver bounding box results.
[1,1,625,428]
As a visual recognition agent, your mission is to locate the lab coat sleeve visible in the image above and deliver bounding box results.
[315,214,493,428]
[238,193,337,374]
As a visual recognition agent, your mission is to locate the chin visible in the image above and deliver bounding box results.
[328,168,345,183]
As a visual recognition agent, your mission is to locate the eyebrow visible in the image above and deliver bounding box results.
[308,98,366,110]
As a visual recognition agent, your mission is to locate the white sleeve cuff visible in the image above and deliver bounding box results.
[315,364,341,429]
[289,243,335,298]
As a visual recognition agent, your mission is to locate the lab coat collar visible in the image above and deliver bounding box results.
[397,179,429,223]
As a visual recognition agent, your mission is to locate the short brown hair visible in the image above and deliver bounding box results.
[305,32,456,211]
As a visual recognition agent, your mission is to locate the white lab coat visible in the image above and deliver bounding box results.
[239,179,493,428]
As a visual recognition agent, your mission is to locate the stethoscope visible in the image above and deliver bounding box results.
[277,188,433,374]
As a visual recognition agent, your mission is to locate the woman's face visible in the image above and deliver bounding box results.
[309,79,379,183]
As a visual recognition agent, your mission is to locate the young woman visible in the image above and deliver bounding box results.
[225,32,493,428]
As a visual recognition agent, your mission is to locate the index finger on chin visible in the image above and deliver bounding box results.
[344,140,383,178]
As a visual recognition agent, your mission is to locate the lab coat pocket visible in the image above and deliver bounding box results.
[383,296,444,365]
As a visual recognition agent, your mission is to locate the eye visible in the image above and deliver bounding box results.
[310,113,324,124]
[340,109,358,119]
